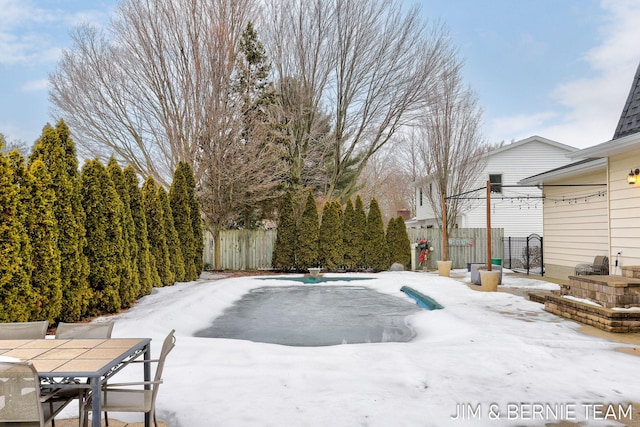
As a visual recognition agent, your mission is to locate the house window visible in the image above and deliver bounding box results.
[419,188,423,206]
[489,174,502,193]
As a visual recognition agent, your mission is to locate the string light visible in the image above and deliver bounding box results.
[446,187,607,210]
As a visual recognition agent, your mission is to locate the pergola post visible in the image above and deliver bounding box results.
[486,180,492,272]
[441,193,448,262]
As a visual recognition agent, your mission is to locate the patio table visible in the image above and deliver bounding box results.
[0,337,151,427]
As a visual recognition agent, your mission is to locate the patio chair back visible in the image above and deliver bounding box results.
[151,329,176,404]
[55,321,115,339]
[0,361,45,426]
[89,330,176,427]
[592,255,609,274]
[0,321,48,340]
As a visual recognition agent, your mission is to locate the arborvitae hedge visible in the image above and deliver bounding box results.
[1,121,206,321]
[170,163,197,280]
[365,198,389,272]
[180,162,204,275]
[271,191,297,271]
[108,158,140,308]
[319,200,343,271]
[353,195,367,268]
[330,200,345,268]
[24,158,62,322]
[386,216,411,269]
[30,121,89,321]
[342,199,357,271]
[124,167,157,295]
[160,187,185,283]
[143,176,173,287]
[296,190,319,271]
[81,159,123,314]
[0,151,34,322]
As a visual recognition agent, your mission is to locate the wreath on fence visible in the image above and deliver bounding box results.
[417,239,434,267]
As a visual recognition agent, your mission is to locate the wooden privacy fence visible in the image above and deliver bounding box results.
[203,229,277,270]
[407,228,504,270]
[203,227,503,271]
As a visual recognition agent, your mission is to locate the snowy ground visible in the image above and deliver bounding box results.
[59,269,640,427]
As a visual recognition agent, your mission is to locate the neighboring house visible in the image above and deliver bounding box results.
[520,63,640,280]
[409,136,578,237]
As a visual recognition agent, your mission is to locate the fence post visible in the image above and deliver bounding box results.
[526,236,530,275]
[540,236,544,276]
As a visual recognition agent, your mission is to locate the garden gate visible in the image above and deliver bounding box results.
[503,233,544,276]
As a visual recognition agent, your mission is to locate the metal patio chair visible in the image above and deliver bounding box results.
[82,330,176,427]
[0,361,73,427]
[54,321,115,339]
[0,321,48,340]
[48,321,115,426]
[574,255,609,276]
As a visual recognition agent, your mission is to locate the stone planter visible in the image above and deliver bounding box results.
[307,268,323,278]
[436,260,452,277]
[479,270,500,292]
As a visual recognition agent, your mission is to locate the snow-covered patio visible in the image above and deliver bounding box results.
[59,270,640,426]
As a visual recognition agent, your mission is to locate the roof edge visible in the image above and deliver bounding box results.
[519,158,606,185]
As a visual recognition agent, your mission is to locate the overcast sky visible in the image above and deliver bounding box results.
[1,0,640,151]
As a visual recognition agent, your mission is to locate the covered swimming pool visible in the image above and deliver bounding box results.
[195,284,430,346]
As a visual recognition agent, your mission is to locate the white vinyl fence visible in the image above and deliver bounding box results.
[203,227,503,271]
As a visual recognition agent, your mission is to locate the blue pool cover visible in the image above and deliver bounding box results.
[195,285,422,346]
[257,276,373,284]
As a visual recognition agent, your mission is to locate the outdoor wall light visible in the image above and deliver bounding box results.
[628,168,639,185]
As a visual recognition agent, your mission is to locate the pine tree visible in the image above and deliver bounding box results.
[143,176,173,287]
[160,187,185,283]
[180,162,204,275]
[271,191,297,271]
[29,121,90,321]
[170,162,197,280]
[353,195,367,269]
[81,159,123,314]
[108,158,140,307]
[365,198,389,272]
[124,166,157,295]
[342,199,358,271]
[0,150,34,322]
[296,190,319,271]
[23,158,62,322]
[318,200,343,271]
[233,21,281,230]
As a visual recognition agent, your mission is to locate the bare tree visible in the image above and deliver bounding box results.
[416,63,487,233]
[49,0,255,186]
[357,146,415,225]
[0,133,29,156]
[262,0,334,204]
[197,21,287,269]
[262,0,457,202]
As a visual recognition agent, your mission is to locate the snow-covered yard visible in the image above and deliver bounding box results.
[61,270,640,426]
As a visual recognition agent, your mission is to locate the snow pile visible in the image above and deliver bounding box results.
[60,270,640,426]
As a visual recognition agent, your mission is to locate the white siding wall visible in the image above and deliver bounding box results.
[542,169,609,280]
[454,140,574,236]
[414,183,437,226]
[609,150,640,268]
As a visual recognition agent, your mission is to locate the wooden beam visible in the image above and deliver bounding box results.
[441,193,448,261]
[486,180,492,272]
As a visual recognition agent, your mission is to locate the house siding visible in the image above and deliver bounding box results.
[412,138,575,237]
[454,139,574,237]
[542,169,609,280]
[609,149,640,268]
